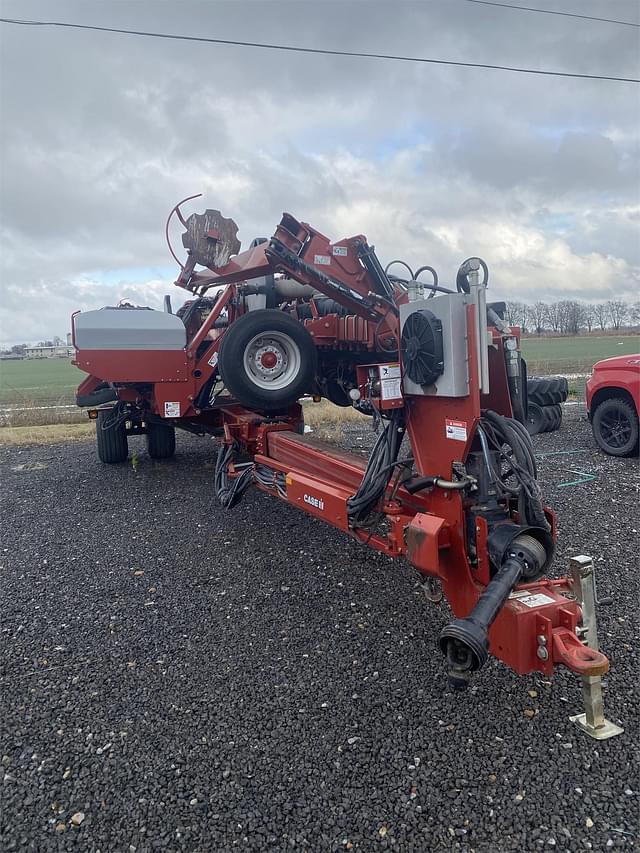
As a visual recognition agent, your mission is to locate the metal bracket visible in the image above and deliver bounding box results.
[568,556,624,740]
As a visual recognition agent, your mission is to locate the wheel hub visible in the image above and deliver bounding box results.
[243,331,301,391]
[260,350,279,370]
[602,413,631,447]
[252,342,285,378]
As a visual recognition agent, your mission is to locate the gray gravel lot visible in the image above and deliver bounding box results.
[1,407,638,852]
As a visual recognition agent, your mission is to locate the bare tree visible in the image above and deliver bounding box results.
[518,303,529,334]
[628,301,640,326]
[583,303,595,333]
[505,301,525,327]
[564,301,585,335]
[607,300,628,331]
[557,301,572,334]
[545,302,561,333]
[527,302,547,336]
[593,303,608,332]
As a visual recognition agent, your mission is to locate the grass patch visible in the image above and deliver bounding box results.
[303,399,372,445]
[0,422,95,447]
[303,398,367,427]
[1,406,87,428]
[0,358,84,404]
[521,335,640,375]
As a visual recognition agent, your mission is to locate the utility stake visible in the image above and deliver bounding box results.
[568,555,624,740]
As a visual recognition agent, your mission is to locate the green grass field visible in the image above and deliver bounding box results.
[0,358,84,404]
[521,335,639,374]
[0,334,638,424]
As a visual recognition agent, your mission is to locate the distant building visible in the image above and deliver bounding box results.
[25,345,74,359]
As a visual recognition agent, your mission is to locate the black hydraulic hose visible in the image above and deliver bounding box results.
[456,257,489,293]
[387,275,454,295]
[414,265,439,299]
[384,260,415,280]
[404,474,473,494]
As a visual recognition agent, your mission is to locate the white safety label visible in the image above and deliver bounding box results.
[164,401,180,418]
[445,418,467,442]
[381,378,402,400]
[517,593,555,609]
[314,254,331,266]
[379,363,401,380]
[207,351,219,368]
[332,245,348,256]
[379,364,402,401]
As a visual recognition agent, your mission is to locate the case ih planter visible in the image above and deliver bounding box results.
[71,198,623,736]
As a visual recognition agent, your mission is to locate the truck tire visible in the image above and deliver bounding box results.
[147,421,176,459]
[96,409,128,463]
[526,402,545,435]
[592,397,639,457]
[218,309,317,411]
[527,377,568,406]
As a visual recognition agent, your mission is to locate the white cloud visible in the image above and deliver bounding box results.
[0,0,638,344]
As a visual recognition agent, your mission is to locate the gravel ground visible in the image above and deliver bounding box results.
[1,406,638,852]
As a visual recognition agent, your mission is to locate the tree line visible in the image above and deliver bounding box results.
[505,299,640,336]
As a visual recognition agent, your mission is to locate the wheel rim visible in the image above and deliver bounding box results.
[243,331,301,391]
[599,409,632,448]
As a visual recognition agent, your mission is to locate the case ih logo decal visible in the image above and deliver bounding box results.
[303,493,325,511]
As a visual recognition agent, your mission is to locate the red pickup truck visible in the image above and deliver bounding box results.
[586,355,640,457]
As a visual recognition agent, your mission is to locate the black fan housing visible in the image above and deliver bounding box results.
[401,309,444,386]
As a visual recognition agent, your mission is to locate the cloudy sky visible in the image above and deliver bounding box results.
[0,0,638,345]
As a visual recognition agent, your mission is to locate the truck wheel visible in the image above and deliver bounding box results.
[526,401,545,435]
[218,309,317,411]
[147,421,176,459]
[96,409,128,463]
[592,398,639,457]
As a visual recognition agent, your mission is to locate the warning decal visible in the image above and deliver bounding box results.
[517,593,555,609]
[332,245,348,256]
[379,363,401,380]
[164,401,180,418]
[314,254,331,266]
[445,418,467,442]
[381,378,402,400]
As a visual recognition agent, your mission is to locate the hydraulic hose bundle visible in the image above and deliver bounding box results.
[478,410,550,532]
[346,409,405,526]
[215,443,254,509]
[439,411,554,688]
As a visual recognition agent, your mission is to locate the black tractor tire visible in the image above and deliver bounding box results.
[96,409,128,463]
[592,397,639,457]
[526,401,545,435]
[527,377,569,406]
[540,403,562,433]
[218,309,317,411]
[324,379,352,407]
[146,421,176,459]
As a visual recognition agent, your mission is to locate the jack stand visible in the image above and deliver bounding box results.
[568,556,624,740]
